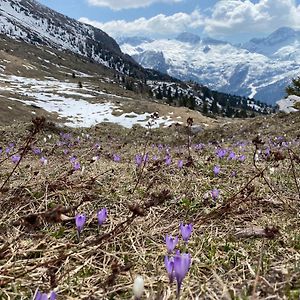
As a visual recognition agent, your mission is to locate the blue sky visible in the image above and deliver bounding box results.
[38,0,300,42]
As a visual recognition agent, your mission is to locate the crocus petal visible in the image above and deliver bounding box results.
[164,255,174,283]
[49,291,57,300]
[174,252,191,295]
[165,234,178,253]
[34,291,42,300]
[40,294,48,300]
[75,214,86,233]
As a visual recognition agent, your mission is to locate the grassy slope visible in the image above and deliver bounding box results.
[0,111,300,299]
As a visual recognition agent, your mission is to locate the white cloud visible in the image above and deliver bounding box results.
[80,0,300,40]
[79,10,204,38]
[87,0,182,10]
[203,0,300,38]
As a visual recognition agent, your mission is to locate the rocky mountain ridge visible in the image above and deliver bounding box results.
[119,28,300,104]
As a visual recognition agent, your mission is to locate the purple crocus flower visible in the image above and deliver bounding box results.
[73,161,81,171]
[211,188,219,200]
[213,165,220,176]
[63,149,69,155]
[33,148,42,155]
[75,214,86,233]
[239,155,246,162]
[152,155,158,161]
[113,154,121,162]
[228,151,236,160]
[174,251,191,295]
[69,155,77,163]
[135,154,143,167]
[177,160,183,169]
[165,234,178,253]
[164,256,175,283]
[216,149,227,158]
[97,208,107,225]
[180,223,193,243]
[11,154,21,164]
[165,155,172,166]
[40,157,48,166]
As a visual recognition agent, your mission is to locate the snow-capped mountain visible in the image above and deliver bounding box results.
[119,29,300,105]
[0,0,153,78]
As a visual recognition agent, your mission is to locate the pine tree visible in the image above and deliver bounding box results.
[202,101,208,115]
[211,99,219,114]
[286,76,300,96]
[156,87,163,100]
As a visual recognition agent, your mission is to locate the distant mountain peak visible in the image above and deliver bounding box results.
[249,26,298,46]
[175,32,200,44]
[117,36,153,46]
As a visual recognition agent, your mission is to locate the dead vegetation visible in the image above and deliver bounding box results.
[0,113,300,299]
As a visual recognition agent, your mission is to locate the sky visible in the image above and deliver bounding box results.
[37,0,300,42]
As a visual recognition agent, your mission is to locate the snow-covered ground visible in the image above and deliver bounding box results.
[276,95,300,113]
[0,74,178,128]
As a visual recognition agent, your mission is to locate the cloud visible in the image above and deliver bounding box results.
[203,0,300,38]
[80,0,300,40]
[79,10,204,38]
[87,0,182,10]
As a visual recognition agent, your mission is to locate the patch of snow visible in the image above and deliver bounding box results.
[276,95,300,113]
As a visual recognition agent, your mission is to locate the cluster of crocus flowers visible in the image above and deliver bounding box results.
[164,223,193,297]
[75,208,107,240]
[135,153,149,167]
[69,155,81,171]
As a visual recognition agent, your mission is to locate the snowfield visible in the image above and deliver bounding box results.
[276,95,300,113]
[0,74,179,128]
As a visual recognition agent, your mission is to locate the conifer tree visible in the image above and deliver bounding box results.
[286,76,300,96]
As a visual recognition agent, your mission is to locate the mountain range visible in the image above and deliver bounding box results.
[118,27,300,105]
[0,0,273,120]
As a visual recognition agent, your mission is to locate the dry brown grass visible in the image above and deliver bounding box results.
[0,115,300,299]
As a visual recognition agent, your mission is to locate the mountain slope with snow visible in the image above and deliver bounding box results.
[119,29,300,105]
[0,0,156,78]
